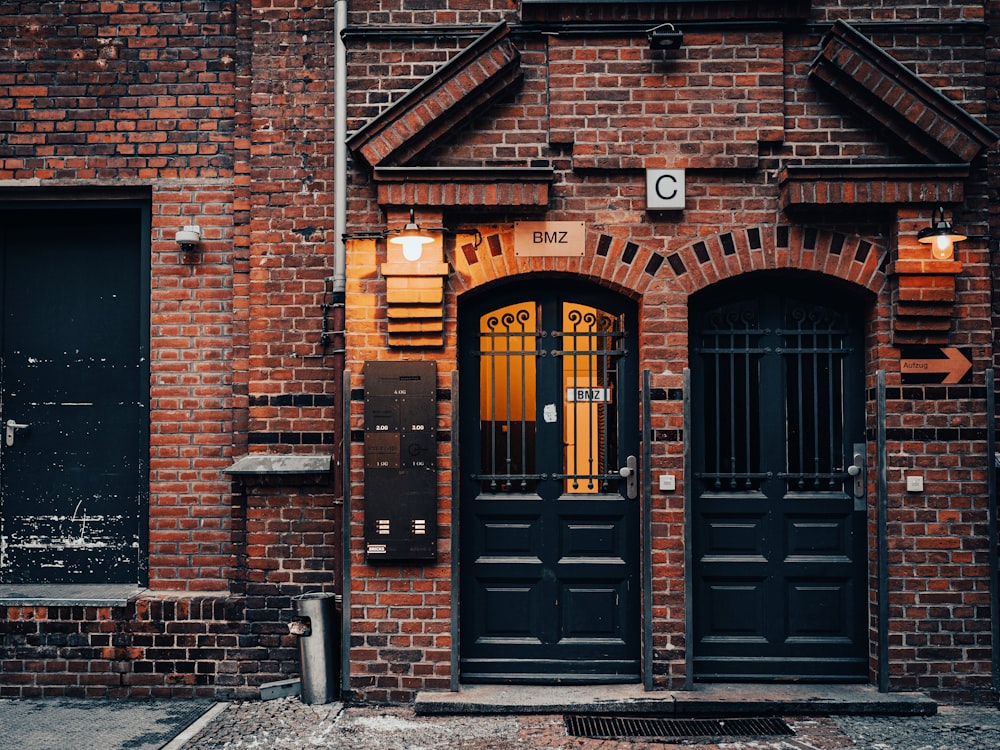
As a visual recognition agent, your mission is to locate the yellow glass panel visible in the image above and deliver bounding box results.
[562,303,613,494]
[479,302,537,486]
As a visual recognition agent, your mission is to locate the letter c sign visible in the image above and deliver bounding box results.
[646,168,685,210]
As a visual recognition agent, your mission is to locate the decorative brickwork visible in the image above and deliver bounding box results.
[890,208,963,344]
[779,164,969,208]
[373,167,554,210]
[447,225,887,301]
[810,20,997,164]
[347,22,522,168]
[380,208,450,347]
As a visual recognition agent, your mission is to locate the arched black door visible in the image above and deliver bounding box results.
[459,279,641,683]
[689,275,868,680]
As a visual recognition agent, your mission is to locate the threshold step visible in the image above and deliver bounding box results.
[414,684,937,717]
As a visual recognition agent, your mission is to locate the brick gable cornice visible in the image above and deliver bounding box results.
[778,163,970,208]
[373,167,553,210]
[809,20,998,164]
[346,21,522,169]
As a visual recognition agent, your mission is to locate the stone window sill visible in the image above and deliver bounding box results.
[0,584,147,606]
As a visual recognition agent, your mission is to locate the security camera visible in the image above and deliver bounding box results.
[175,225,201,248]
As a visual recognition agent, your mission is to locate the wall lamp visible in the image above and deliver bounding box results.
[917,206,966,261]
[388,208,434,261]
[175,224,202,256]
[647,23,684,52]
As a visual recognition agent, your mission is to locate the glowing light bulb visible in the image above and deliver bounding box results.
[931,234,953,261]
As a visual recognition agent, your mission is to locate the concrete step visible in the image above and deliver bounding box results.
[415,683,937,717]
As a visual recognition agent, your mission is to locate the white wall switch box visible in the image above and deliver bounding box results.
[659,474,676,491]
[906,475,924,492]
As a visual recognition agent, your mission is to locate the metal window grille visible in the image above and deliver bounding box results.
[474,302,625,493]
[695,299,852,491]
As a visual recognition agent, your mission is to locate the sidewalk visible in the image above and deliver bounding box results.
[3,690,999,750]
[0,697,212,750]
[178,697,1000,750]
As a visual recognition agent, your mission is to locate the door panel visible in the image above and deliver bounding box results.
[0,206,149,584]
[460,281,639,683]
[690,278,867,680]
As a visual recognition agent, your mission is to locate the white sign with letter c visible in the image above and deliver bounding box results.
[646,168,685,210]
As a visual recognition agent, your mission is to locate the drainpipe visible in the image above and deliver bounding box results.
[331,0,348,497]
[988,369,999,691]
[333,0,347,305]
[333,0,350,701]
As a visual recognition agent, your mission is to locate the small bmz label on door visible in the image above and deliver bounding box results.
[566,387,612,403]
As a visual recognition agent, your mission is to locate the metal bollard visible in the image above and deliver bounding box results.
[291,592,341,704]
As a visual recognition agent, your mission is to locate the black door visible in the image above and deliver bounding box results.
[0,205,149,584]
[690,276,868,680]
[459,280,640,683]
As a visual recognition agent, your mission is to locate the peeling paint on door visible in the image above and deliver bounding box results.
[1,205,149,584]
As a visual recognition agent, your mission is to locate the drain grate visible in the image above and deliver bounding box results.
[565,715,794,741]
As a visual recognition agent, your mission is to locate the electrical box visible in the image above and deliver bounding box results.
[363,361,437,562]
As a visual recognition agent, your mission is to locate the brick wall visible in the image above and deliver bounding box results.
[1,1,344,698]
[344,0,997,702]
[245,0,340,451]
[0,0,996,704]
[0,2,241,593]
[1,476,339,700]
[1,598,247,699]
[548,32,784,171]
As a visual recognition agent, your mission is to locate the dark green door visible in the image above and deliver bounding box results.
[0,204,149,584]
[690,277,868,680]
[459,280,640,683]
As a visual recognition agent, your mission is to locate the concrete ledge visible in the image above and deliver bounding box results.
[225,455,332,475]
[414,684,937,717]
[0,583,147,606]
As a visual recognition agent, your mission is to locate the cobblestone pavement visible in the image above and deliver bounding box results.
[178,698,1000,750]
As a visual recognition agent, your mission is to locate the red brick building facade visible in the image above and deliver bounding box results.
[2,0,1000,705]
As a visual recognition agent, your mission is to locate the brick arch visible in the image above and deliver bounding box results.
[450,224,888,301]
[661,225,888,298]
[450,227,667,300]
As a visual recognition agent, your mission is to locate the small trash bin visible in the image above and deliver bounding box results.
[291,592,341,704]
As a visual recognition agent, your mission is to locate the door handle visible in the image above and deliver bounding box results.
[848,442,865,503]
[618,455,638,500]
[5,419,29,447]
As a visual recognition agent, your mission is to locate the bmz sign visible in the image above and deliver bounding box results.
[514,221,585,256]
[567,387,612,403]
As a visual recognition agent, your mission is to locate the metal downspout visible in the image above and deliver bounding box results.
[333,0,347,305]
[877,370,889,692]
[642,369,653,690]
[987,368,999,691]
[683,368,694,690]
[451,370,461,691]
[334,0,350,700]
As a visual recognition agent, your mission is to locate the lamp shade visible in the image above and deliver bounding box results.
[388,210,434,261]
[917,207,966,261]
